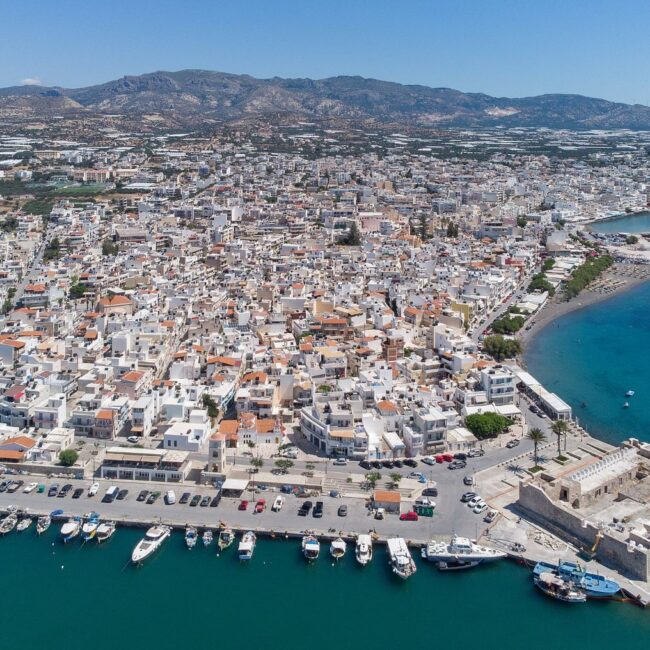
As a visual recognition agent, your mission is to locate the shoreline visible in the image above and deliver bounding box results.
[518,264,650,348]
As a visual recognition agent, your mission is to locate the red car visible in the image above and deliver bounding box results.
[442,453,454,462]
[435,454,445,463]
[238,499,249,511]
[399,511,419,521]
[254,499,266,513]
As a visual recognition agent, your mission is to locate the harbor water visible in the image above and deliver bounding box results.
[525,279,650,445]
[589,210,650,234]
[3,529,650,649]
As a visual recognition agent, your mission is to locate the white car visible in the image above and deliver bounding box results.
[467,496,483,508]
[421,456,436,465]
[272,495,284,512]
[473,502,488,514]
[165,490,176,505]
[332,458,348,466]
[414,497,435,508]
[23,481,38,493]
[88,482,99,497]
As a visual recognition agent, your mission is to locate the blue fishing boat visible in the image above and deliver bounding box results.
[533,561,620,598]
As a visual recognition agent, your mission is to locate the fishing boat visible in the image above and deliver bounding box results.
[60,517,81,543]
[625,390,635,397]
[302,535,320,561]
[421,534,507,568]
[185,526,198,549]
[534,571,587,603]
[238,531,256,561]
[0,513,17,535]
[36,515,51,535]
[355,534,373,566]
[81,512,100,541]
[95,521,116,543]
[386,537,417,580]
[16,517,32,532]
[330,537,347,560]
[623,402,630,408]
[217,527,234,551]
[131,525,172,564]
[202,530,213,547]
[533,561,620,599]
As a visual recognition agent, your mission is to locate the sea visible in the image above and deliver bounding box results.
[589,210,650,234]
[4,528,650,650]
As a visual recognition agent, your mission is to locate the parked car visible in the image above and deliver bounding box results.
[189,495,201,507]
[473,502,488,514]
[468,496,483,508]
[421,456,436,465]
[72,488,84,499]
[381,459,394,469]
[0,480,8,492]
[435,454,445,463]
[399,511,419,521]
[127,435,139,444]
[58,483,72,497]
[454,452,467,460]
[313,501,323,518]
[23,481,38,494]
[179,492,191,504]
[403,459,418,468]
[272,496,284,512]
[117,489,129,500]
[484,509,498,523]
[393,459,403,468]
[422,487,438,497]
[359,460,371,470]
[298,500,313,516]
[210,493,221,507]
[165,490,176,505]
[461,492,478,503]
[147,491,160,504]
[238,499,249,511]
[463,475,474,486]
[254,499,266,513]
[332,457,348,466]
[505,439,520,449]
[370,461,382,469]
[337,505,348,517]
[137,490,149,502]
[7,480,24,493]
[88,482,99,497]
[48,483,60,497]
[448,460,466,470]
[467,449,485,458]
[200,495,211,507]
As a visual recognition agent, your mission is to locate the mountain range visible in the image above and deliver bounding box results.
[2,69,650,130]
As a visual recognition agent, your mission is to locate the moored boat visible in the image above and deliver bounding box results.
[238,531,256,561]
[96,521,116,543]
[60,517,81,543]
[533,561,620,598]
[330,537,346,560]
[217,527,234,551]
[185,526,198,549]
[302,535,320,561]
[625,390,635,397]
[355,534,373,566]
[0,513,18,535]
[202,530,213,547]
[387,537,417,579]
[36,515,51,535]
[16,517,32,532]
[421,534,506,568]
[534,571,587,603]
[131,525,172,564]
[81,512,100,541]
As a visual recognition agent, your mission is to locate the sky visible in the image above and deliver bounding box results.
[1,0,649,104]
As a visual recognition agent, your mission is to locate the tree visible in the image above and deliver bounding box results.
[626,235,639,245]
[69,284,86,300]
[389,472,402,489]
[102,238,119,256]
[59,449,78,467]
[446,221,459,238]
[483,335,522,361]
[419,214,429,240]
[274,458,294,473]
[339,221,361,246]
[526,427,547,468]
[516,216,527,228]
[551,420,569,457]
[465,412,512,439]
[201,393,219,419]
[365,471,382,487]
[250,457,264,469]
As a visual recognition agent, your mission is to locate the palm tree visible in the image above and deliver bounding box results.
[551,420,569,457]
[526,427,547,468]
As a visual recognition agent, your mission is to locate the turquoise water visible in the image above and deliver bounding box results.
[3,529,649,649]
[590,211,650,234]
[525,280,650,444]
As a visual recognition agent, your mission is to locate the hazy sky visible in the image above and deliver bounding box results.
[1,0,649,104]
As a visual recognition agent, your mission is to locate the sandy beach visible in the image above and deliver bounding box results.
[518,263,650,346]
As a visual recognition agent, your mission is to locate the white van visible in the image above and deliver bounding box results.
[272,495,284,512]
[103,485,119,502]
[165,490,176,505]
[88,482,99,497]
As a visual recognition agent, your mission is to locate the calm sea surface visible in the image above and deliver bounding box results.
[2,528,649,649]
[525,280,650,445]
[590,210,650,234]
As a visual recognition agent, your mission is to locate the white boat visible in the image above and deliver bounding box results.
[238,531,256,561]
[131,525,172,564]
[625,390,635,397]
[81,513,100,541]
[202,530,213,547]
[36,515,51,535]
[0,513,17,535]
[185,526,198,549]
[16,517,32,532]
[421,534,507,567]
[355,534,373,566]
[96,521,116,543]
[330,537,347,560]
[60,517,81,543]
[302,535,320,561]
[623,402,630,408]
[218,527,234,551]
[386,537,417,579]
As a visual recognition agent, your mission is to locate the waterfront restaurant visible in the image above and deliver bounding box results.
[512,368,572,421]
[100,446,190,482]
